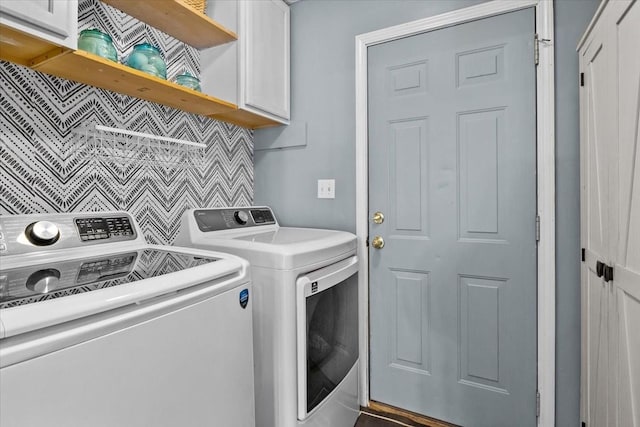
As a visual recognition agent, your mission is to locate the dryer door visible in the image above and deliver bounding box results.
[296,256,359,420]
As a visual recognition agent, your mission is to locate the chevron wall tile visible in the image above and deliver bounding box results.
[0,0,253,245]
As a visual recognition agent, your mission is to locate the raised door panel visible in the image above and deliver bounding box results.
[241,0,290,120]
[0,0,77,49]
[584,35,612,263]
[200,0,239,105]
[615,269,640,427]
[585,265,611,427]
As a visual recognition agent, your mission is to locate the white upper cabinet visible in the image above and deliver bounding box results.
[0,0,78,50]
[202,0,290,125]
[240,0,290,120]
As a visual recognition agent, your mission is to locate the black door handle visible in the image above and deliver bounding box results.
[596,261,605,278]
[604,265,614,282]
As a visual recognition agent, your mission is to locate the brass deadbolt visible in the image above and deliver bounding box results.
[372,211,384,224]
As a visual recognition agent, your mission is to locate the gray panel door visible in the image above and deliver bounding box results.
[368,9,537,427]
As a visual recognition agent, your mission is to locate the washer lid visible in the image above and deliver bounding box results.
[0,244,250,339]
[234,228,342,244]
[186,227,356,270]
[0,248,217,308]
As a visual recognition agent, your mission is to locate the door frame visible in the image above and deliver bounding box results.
[354,1,556,425]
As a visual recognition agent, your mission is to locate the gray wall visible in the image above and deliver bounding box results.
[254,0,600,424]
[255,0,486,231]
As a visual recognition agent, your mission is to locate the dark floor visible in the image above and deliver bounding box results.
[355,413,407,426]
[356,405,458,427]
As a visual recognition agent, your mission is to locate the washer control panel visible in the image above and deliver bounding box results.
[194,207,277,232]
[0,212,139,256]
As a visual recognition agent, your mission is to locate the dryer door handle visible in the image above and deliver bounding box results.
[297,255,359,298]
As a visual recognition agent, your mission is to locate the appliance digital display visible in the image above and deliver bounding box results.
[75,216,135,242]
[250,209,275,224]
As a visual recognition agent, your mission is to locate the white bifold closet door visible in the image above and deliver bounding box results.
[580,1,640,426]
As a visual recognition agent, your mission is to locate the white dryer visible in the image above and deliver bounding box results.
[176,206,359,427]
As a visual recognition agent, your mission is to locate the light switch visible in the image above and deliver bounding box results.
[317,179,335,199]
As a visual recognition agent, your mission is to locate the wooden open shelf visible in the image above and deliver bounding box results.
[0,25,68,67]
[2,5,279,129]
[32,50,237,117]
[101,0,237,49]
[210,109,282,130]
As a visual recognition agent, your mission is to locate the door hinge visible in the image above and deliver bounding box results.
[580,72,585,87]
[365,236,370,247]
[535,215,541,243]
[534,34,551,66]
[536,390,541,417]
[581,248,586,262]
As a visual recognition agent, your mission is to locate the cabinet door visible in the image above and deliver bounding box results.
[240,0,290,120]
[611,1,640,425]
[579,9,616,427]
[0,0,77,49]
[581,2,640,426]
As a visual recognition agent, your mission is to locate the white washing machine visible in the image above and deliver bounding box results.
[175,206,359,427]
[0,211,255,427]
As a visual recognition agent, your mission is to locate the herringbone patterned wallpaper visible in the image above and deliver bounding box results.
[0,0,253,245]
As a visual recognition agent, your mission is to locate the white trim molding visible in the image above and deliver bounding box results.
[355,1,555,426]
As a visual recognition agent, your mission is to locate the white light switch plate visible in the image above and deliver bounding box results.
[317,179,335,199]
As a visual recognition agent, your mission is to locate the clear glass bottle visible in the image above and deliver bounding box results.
[78,29,117,62]
[126,43,167,80]
[175,72,201,92]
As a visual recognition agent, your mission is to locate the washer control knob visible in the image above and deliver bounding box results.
[26,268,61,293]
[234,210,249,225]
[25,221,61,246]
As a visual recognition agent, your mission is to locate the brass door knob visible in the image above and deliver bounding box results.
[372,211,384,224]
[371,236,385,249]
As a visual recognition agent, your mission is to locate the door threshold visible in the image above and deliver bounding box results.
[363,402,459,427]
